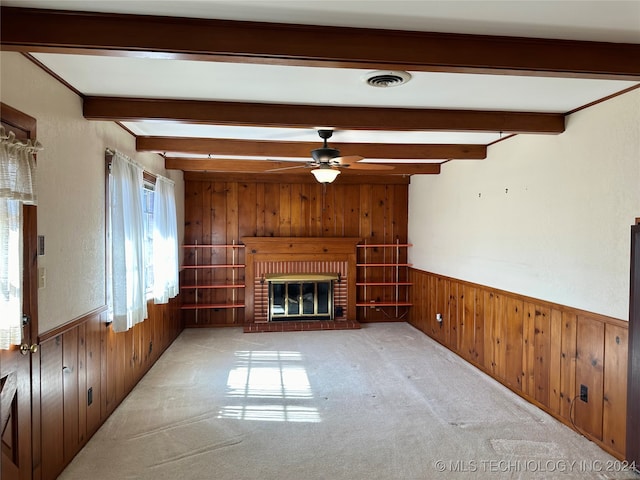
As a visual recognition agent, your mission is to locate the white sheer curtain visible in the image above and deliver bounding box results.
[152,176,179,304]
[109,152,147,333]
[0,127,40,350]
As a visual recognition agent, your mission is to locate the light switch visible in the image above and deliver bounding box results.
[38,267,46,289]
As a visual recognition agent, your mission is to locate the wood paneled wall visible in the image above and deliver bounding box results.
[409,268,628,460]
[37,299,181,480]
[183,172,409,325]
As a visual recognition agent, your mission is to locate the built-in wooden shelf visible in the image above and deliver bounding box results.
[183,244,246,249]
[357,240,412,319]
[183,264,245,269]
[357,244,413,248]
[357,263,413,267]
[181,243,245,319]
[181,283,245,289]
[181,303,245,310]
[356,301,413,307]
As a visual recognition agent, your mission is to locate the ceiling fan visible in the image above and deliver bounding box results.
[268,129,394,183]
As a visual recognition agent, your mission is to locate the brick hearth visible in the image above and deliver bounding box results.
[243,319,361,333]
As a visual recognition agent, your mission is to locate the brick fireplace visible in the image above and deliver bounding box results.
[242,237,360,325]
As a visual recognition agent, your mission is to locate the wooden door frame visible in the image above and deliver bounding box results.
[1,102,41,480]
[627,222,640,467]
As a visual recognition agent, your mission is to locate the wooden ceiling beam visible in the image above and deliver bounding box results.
[84,97,565,134]
[138,137,486,159]
[2,7,639,80]
[183,171,413,185]
[165,158,441,175]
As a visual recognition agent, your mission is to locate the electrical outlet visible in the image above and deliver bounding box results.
[436,313,443,323]
[580,384,588,403]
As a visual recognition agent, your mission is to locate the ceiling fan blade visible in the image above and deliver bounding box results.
[345,163,395,171]
[264,165,311,173]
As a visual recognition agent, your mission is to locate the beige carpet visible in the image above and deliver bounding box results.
[59,323,639,480]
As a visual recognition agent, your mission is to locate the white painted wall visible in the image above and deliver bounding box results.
[408,88,640,321]
[1,52,185,334]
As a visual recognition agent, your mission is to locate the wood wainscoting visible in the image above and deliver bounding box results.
[37,298,182,480]
[409,268,628,460]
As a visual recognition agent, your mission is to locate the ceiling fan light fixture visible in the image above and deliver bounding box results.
[311,166,341,184]
[311,146,341,163]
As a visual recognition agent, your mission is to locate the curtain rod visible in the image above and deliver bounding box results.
[105,148,174,185]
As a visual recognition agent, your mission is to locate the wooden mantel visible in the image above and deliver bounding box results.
[242,237,361,322]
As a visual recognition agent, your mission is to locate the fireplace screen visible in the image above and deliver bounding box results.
[267,274,337,321]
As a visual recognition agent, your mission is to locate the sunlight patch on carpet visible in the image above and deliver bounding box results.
[491,439,561,458]
[218,350,320,423]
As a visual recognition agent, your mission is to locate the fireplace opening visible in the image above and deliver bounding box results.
[267,274,338,321]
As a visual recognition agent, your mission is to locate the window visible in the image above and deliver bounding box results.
[142,179,155,296]
[0,127,40,349]
[106,150,178,333]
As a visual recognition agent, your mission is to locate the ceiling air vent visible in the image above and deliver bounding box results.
[363,70,412,88]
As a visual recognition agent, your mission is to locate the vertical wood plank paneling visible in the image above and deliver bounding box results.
[408,268,627,460]
[359,184,372,241]
[40,302,182,480]
[226,181,239,243]
[321,185,334,236]
[344,185,360,238]
[549,308,563,415]
[312,184,323,237]
[201,182,212,245]
[392,184,408,243]
[575,315,605,440]
[474,289,485,365]
[115,329,127,405]
[213,182,228,244]
[255,182,266,237]
[290,183,303,236]
[103,321,117,417]
[279,183,292,236]
[411,270,428,334]
[448,281,459,351]
[483,290,497,375]
[183,177,408,325]
[523,303,551,402]
[523,302,536,397]
[334,184,346,236]
[603,323,628,455]
[560,312,577,421]
[370,185,386,242]
[264,183,280,237]
[40,337,64,480]
[85,312,102,437]
[494,293,506,381]
[460,284,475,361]
[62,328,79,463]
[383,185,393,244]
[432,275,443,342]
[238,182,257,237]
[226,182,240,324]
[183,179,201,244]
[503,297,524,391]
[300,183,312,236]
[533,305,551,407]
[77,323,87,445]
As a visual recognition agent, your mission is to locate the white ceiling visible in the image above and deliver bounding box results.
[30,54,638,112]
[3,0,640,172]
